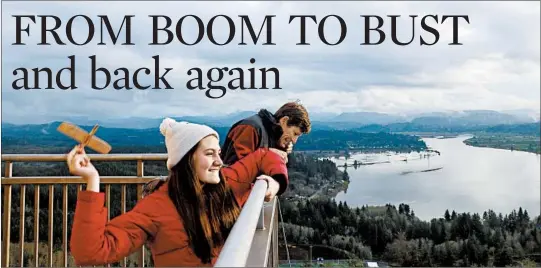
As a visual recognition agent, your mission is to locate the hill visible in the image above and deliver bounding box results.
[1,122,428,154]
[4,109,538,130]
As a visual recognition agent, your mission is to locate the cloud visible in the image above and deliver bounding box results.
[2,1,539,123]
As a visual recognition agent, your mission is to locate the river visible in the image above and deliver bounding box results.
[331,135,540,221]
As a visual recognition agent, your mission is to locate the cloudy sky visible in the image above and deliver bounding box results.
[2,1,540,123]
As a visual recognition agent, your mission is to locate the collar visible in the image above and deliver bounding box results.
[258,109,282,141]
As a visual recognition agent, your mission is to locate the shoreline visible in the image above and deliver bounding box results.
[462,136,540,155]
[287,178,349,201]
[319,180,349,199]
[463,142,541,155]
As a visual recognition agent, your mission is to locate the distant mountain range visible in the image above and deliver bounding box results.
[7,111,257,129]
[3,109,539,131]
[314,110,539,130]
[2,116,539,154]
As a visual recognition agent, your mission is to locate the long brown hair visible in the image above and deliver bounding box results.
[168,142,241,263]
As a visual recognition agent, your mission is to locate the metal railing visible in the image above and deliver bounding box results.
[1,153,278,267]
[215,180,279,267]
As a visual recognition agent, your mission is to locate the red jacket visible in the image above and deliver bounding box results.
[70,148,287,267]
[221,112,289,196]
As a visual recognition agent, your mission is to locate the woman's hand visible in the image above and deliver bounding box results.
[256,175,280,202]
[67,145,100,192]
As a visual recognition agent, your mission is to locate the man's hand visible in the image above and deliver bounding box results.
[257,175,280,202]
[269,148,288,164]
[286,142,293,154]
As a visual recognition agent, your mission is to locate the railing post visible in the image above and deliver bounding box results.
[2,187,13,267]
[2,161,13,267]
[120,185,127,267]
[34,185,40,267]
[272,202,279,267]
[137,160,145,267]
[48,185,54,267]
[19,185,26,267]
[62,184,68,267]
[257,206,265,230]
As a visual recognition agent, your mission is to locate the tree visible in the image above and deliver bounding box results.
[386,206,394,218]
[494,246,513,267]
[430,219,442,244]
[383,238,410,266]
[487,210,501,229]
[472,213,485,243]
[342,170,349,181]
[523,210,530,222]
[445,210,451,221]
[464,235,486,265]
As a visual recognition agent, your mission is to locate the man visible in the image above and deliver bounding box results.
[220,102,311,195]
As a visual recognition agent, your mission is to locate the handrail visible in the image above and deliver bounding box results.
[1,176,158,185]
[215,179,268,267]
[1,153,167,162]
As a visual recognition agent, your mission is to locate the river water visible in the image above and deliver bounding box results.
[331,136,540,221]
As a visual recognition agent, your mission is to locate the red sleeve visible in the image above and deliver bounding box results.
[70,191,158,266]
[221,148,288,206]
[227,125,260,160]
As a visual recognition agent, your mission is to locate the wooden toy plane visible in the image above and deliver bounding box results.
[57,122,112,154]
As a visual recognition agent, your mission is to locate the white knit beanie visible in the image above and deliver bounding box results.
[159,118,219,170]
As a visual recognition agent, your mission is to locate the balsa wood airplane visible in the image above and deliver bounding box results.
[57,122,112,154]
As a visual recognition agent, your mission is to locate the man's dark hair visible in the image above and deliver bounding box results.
[274,102,311,133]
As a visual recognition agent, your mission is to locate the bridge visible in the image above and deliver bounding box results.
[1,153,279,267]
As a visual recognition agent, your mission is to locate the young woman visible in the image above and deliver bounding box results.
[68,118,287,267]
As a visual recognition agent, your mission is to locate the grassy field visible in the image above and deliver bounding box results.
[464,134,540,154]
